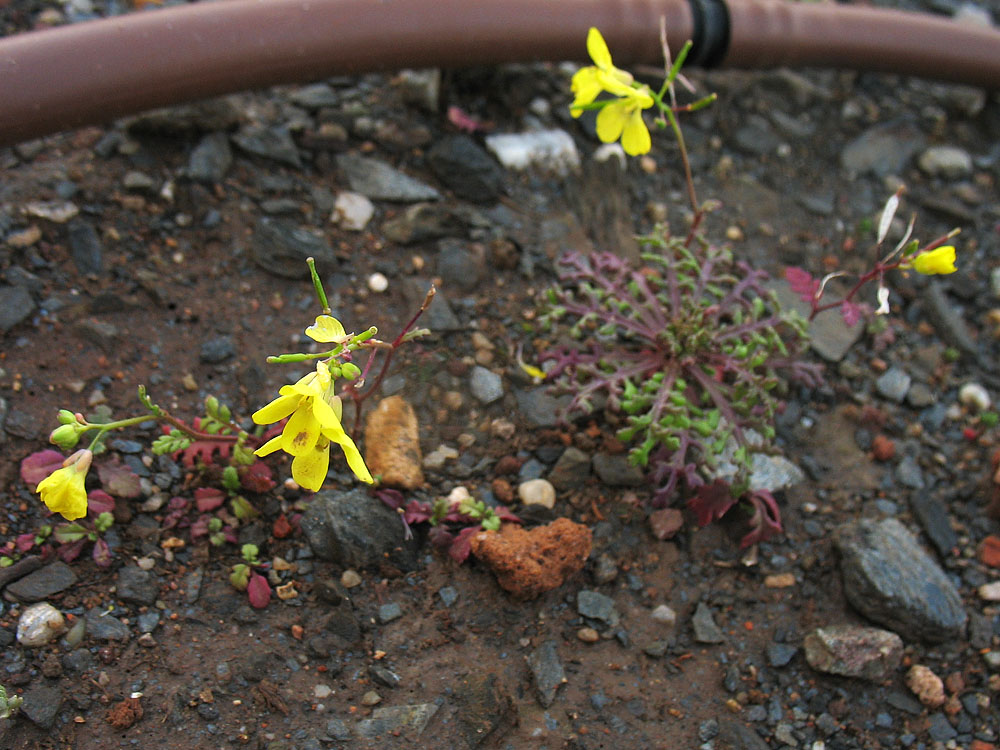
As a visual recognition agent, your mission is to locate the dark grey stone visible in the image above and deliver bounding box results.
[377,602,403,624]
[715,719,771,750]
[336,153,440,202]
[909,492,958,556]
[437,586,458,607]
[514,388,568,429]
[526,640,565,707]
[232,124,301,168]
[20,684,62,728]
[381,202,483,244]
[926,712,957,742]
[0,285,34,333]
[67,219,103,275]
[187,132,232,183]
[592,453,644,487]
[767,642,798,667]
[84,607,131,641]
[469,366,503,404]
[547,446,591,491]
[5,561,77,601]
[427,135,504,204]
[833,518,967,642]
[325,718,352,741]
[199,335,236,364]
[840,119,926,176]
[300,488,419,570]
[577,590,619,627]
[453,672,517,748]
[437,238,485,292]
[116,565,159,606]
[692,601,725,644]
[369,664,400,688]
[250,217,336,278]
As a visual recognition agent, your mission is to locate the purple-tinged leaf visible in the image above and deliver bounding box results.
[376,488,406,510]
[238,461,275,493]
[92,538,113,567]
[687,479,737,527]
[57,538,86,563]
[840,300,863,328]
[20,450,66,488]
[189,515,211,539]
[495,506,522,524]
[15,533,37,553]
[739,490,784,548]
[53,524,88,543]
[448,526,481,563]
[87,489,116,516]
[97,459,143,498]
[784,267,820,304]
[247,573,271,609]
[403,498,433,525]
[168,496,189,511]
[427,525,453,549]
[194,487,226,512]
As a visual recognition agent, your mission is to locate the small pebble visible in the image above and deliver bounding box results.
[978,581,1000,601]
[958,382,991,411]
[314,684,333,699]
[361,691,382,706]
[341,569,362,588]
[764,573,796,588]
[906,664,946,708]
[577,627,600,643]
[17,603,66,647]
[367,272,388,293]
[518,478,556,509]
[650,604,677,626]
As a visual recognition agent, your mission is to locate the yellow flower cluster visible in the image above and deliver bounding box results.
[36,449,92,521]
[570,28,654,156]
[252,315,373,491]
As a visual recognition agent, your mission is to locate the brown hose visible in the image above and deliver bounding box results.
[0,0,998,148]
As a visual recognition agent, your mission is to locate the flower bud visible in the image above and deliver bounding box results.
[340,362,362,380]
[50,424,82,450]
[57,409,78,425]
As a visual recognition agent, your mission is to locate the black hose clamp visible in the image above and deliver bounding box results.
[687,0,731,68]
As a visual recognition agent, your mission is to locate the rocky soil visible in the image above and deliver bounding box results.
[2,1,1000,749]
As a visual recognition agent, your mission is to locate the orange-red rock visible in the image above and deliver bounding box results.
[470,518,592,599]
[871,434,896,461]
[977,535,1000,568]
[364,396,424,489]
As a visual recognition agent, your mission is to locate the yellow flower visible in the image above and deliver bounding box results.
[909,246,957,275]
[304,314,347,344]
[36,449,92,521]
[252,361,373,490]
[569,27,655,156]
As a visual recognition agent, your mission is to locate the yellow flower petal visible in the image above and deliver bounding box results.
[570,67,603,116]
[596,99,628,143]
[36,463,89,521]
[254,434,284,457]
[311,393,343,431]
[620,107,652,155]
[911,246,957,275]
[291,439,330,492]
[304,315,346,344]
[586,27,613,70]
[281,405,321,456]
[251,393,300,425]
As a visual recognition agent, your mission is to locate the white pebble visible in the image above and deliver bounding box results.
[447,486,471,507]
[979,581,1000,602]
[517,478,556,509]
[651,604,677,626]
[332,191,375,231]
[367,272,388,293]
[959,382,991,412]
[17,602,65,647]
[313,684,333,699]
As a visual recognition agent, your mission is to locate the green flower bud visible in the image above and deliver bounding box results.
[50,423,82,450]
[57,409,78,425]
[341,362,362,381]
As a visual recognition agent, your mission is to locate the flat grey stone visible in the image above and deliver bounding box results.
[803,624,903,681]
[526,640,565,707]
[469,366,503,404]
[0,285,35,333]
[833,518,967,642]
[841,119,925,177]
[68,219,103,275]
[547,446,591,491]
[336,153,440,202]
[875,367,911,402]
[5,562,77,602]
[250,217,336,278]
[577,590,619,627]
[592,453,644,487]
[514,388,568,428]
[692,601,725,644]
[116,565,159,606]
[232,123,301,168]
[356,703,438,739]
[84,607,131,641]
[20,684,62,728]
[187,132,232,183]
